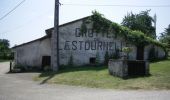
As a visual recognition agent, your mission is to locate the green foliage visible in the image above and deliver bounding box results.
[43,66,52,71]
[80,20,87,34]
[122,47,132,59]
[0,39,10,48]
[122,47,132,54]
[113,49,120,59]
[83,11,165,48]
[13,64,25,72]
[0,39,12,60]
[104,51,109,64]
[122,10,156,39]
[90,11,112,33]
[159,24,170,49]
[95,52,100,64]
[104,51,120,64]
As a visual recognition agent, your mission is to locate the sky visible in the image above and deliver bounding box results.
[0,0,170,47]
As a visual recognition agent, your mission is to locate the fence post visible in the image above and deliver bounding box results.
[10,61,12,72]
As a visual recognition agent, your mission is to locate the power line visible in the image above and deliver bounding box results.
[0,9,52,34]
[0,0,26,21]
[61,3,170,7]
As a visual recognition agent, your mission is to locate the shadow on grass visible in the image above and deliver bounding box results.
[39,72,55,84]
[6,70,42,74]
[150,57,170,63]
[38,66,107,84]
[124,74,152,80]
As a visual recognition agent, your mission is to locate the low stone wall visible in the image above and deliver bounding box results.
[108,59,149,78]
[108,60,128,78]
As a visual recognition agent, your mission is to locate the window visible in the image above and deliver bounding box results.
[89,57,96,64]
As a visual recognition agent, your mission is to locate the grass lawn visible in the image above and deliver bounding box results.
[34,59,170,90]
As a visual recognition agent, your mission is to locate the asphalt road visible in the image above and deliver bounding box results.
[0,62,170,100]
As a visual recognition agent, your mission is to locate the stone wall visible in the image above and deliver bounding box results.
[108,59,150,78]
[155,46,166,59]
[58,20,127,66]
[12,18,166,68]
[108,59,128,78]
[13,38,51,68]
[126,44,137,60]
[144,44,166,60]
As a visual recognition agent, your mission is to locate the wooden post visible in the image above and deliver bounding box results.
[10,61,12,72]
[51,0,59,71]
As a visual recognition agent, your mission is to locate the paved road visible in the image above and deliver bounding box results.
[0,62,170,100]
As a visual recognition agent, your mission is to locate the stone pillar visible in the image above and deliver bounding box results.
[145,61,150,75]
[108,59,150,78]
[108,59,128,78]
[122,60,128,78]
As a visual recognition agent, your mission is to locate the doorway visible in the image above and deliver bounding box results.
[42,56,51,70]
[136,46,144,60]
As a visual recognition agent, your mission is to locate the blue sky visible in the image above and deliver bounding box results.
[0,0,170,47]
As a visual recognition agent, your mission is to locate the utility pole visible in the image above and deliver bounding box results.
[154,14,157,39]
[51,0,59,71]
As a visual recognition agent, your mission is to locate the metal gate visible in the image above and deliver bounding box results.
[128,61,146,76]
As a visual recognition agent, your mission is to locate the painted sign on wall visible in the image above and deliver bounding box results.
[60,28,117,51]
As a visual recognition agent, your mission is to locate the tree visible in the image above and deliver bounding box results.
[122,10,156,39]
[0,39,9,50]
[0,39,11,59]
[159,24,170,49]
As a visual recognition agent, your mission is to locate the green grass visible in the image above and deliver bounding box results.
[34,59,170,90]
[0,59,9,62]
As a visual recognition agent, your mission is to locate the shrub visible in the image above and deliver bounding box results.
[43,66,51,71]
[13,64,25,72]
[104,51,109,65]
[95,52,100,65]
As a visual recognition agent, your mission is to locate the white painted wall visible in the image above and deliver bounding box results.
[13,38,51,68]
[144,44,166,60]
[59,20,127,66]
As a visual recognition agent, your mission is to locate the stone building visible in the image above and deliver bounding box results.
[12,17,166,69]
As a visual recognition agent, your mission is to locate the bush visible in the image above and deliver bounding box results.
[0,52,14,60]
[95,52,100,65]
[12,64,25,72]
[43,66,51,71]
